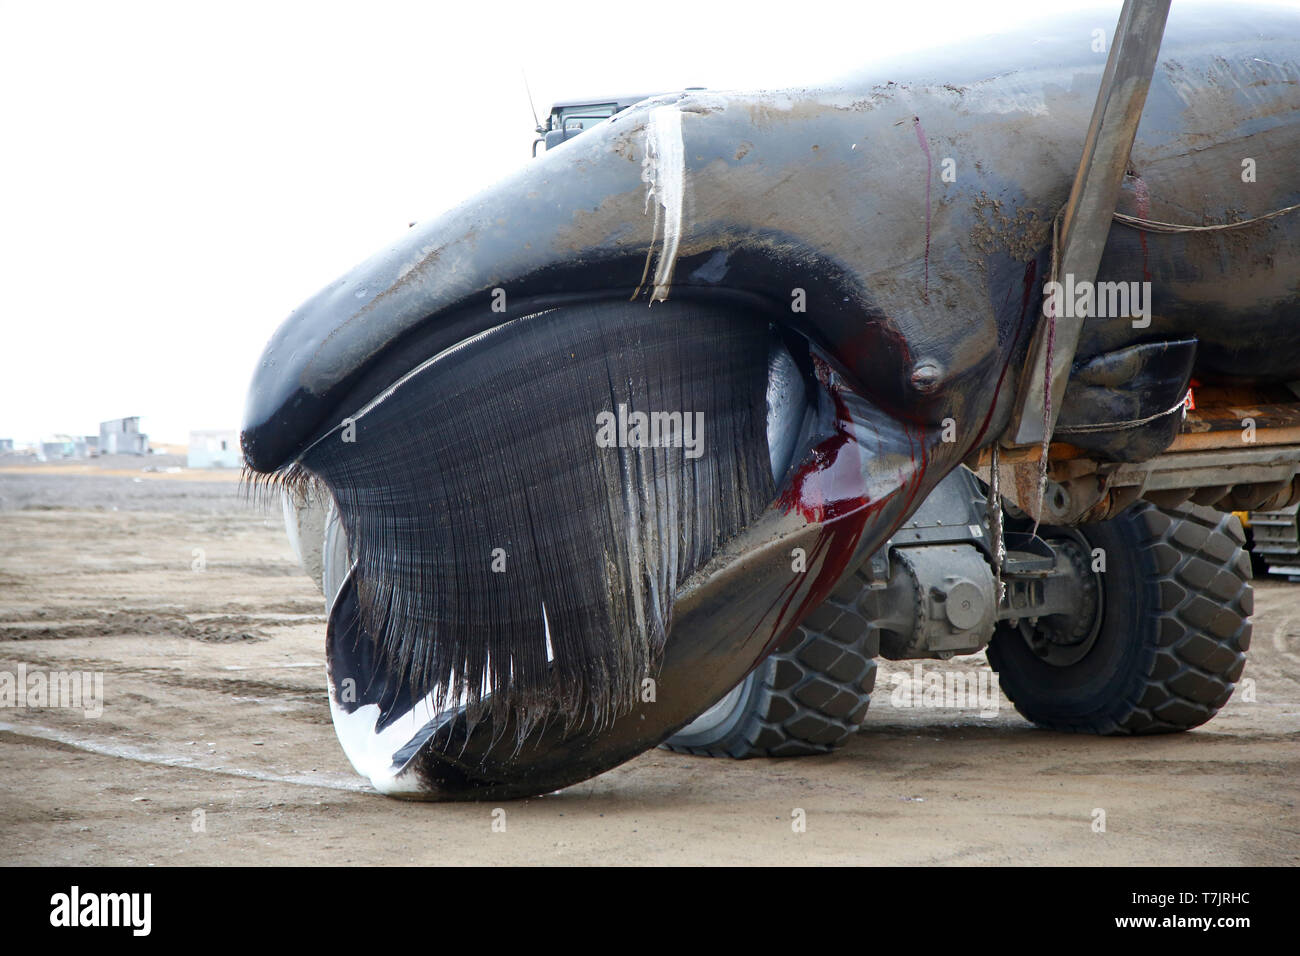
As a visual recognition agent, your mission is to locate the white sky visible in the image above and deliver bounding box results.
[1,0,1291,445]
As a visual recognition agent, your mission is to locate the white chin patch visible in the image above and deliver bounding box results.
[326,682,443,796]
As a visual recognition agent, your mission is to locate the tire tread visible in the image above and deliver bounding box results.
[663,567,878,757]
[990,502,1251,736]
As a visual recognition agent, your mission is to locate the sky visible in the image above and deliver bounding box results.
[1,0,1293,445]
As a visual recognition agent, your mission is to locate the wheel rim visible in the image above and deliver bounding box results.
[1013,531,1105,667]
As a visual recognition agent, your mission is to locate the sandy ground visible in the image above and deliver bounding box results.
[0,463,1296,866]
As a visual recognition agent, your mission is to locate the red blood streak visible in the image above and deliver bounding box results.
[776,357,867,522]
[776,427,867,523]
[1020,257,1038,322]
[761,358,928,653]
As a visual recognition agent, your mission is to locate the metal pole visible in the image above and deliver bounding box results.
[1004,0,1172,448]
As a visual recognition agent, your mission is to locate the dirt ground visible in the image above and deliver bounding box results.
[1,461,1296,865]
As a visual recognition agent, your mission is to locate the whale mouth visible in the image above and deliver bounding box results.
[264,297,930,799]
[300,298,776,794]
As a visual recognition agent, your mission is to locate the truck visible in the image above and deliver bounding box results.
[251,1,1300,799]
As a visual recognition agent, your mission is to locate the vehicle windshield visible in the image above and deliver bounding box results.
[552,103,617,132]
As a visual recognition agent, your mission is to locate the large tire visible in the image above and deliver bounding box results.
[987,501,1252,735]
[663,567,879,757]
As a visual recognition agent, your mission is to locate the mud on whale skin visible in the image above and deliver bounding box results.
[242,4,1300,798]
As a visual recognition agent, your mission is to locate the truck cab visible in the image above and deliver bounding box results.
[534,94,662,154]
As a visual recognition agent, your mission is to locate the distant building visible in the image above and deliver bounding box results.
[0,439,13,453]
[187,429,241,469]
[99,417,149,455]
[39,435,87,460]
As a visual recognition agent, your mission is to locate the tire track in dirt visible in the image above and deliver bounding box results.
[0,722,370,793]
